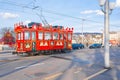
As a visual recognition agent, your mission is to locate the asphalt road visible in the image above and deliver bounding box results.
[0,47,120,80]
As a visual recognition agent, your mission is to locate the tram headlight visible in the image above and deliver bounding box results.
[68,43,72,47]
[20,43,23,50]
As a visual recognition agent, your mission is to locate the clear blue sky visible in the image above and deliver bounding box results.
[0,0,120,33]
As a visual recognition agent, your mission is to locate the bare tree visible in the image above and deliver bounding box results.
[0,27,15,46]
[0,27,15,38]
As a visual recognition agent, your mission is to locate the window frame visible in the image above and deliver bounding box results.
[24,31,30,40]
[32,32,36,40]
[68,33,71,40]
[53,32,59,40]
[44,32,51,40]
[38,32,43,40]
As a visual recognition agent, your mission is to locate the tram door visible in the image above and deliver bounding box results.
[32,32,36,52]
[64,33,67,49]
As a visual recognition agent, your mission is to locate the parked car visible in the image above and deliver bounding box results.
[89,43,102,49]
[72,43,84,49]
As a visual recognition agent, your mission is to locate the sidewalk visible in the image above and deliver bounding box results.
[0,50,15,54]
[79,48,120,80]
[0,52,19,62]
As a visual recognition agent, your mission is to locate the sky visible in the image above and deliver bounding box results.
[0,0,120,33]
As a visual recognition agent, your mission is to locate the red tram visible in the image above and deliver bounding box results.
[13,22,73,55]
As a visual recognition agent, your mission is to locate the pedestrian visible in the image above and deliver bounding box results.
[86,43,88,47]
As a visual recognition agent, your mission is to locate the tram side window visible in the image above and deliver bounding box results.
[60,34,63,40]
[38,32,43,40]
[68,33,71,40]
[32,32,36,40]
[53,33,58,40]
[45,32,51,40]
[64,34,67,40]
[24,32,30,40]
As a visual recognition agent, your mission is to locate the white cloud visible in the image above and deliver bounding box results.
[80,10,95,14]
[0,12,19,19]
[116,0,120,7]
[95,10,104,15]
[80,10,104,16]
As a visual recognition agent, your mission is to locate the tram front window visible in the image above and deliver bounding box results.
[18,33,20,40]
[17,32,23,40]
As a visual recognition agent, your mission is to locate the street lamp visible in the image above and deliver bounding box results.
[99,0,115,69]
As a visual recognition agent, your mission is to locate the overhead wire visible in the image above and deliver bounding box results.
[0,0,120,27]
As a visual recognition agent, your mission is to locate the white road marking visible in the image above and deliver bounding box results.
[74,68,82,74]
[15,63,45,70]
[74,70,80,74]
[29,63,45,67]
[83,69,108,80]
[44,72,63,80]
[15,66,27,69]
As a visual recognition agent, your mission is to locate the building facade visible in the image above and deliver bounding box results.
[73,31,120,46]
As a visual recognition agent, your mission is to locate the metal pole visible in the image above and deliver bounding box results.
[102,29,104,46]
[104,0,110,68]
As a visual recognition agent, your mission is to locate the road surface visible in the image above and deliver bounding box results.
[0,47,120,80]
